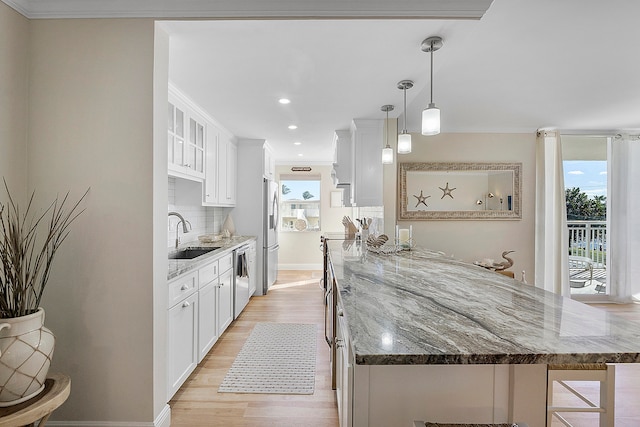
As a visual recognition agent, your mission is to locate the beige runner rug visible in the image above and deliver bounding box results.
[218,322,317,394]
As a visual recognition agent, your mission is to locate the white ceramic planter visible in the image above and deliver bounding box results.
[0,308,55,406]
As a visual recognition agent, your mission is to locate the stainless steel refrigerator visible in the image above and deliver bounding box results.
[234,139,278,296]
[263,178,279,293]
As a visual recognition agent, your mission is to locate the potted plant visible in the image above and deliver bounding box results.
[0,179,87,406]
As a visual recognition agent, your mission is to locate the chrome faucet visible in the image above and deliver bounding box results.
[169,211,191,248]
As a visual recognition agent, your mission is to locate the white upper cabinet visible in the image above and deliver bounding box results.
[203,123,219,205]
[332,130,352,185]
[168,90,205,180]
[169,84,237,207]
[350,119,384,207]
[216,133,237,206]
[263,144,275,179]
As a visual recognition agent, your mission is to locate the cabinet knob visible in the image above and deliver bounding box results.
[181,285,189,291]
[182,301,190,308]
[337,309,344,317]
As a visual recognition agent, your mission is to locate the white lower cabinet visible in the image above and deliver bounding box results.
[198,279,218,363]
[167,251,239,400]
[217,266,233,336]
[336,305,353,427]
[167,292,198,399]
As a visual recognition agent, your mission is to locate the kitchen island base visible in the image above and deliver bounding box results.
[351,364,547,427]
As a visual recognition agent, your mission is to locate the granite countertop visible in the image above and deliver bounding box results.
[328,240,640,366]
[168,235,256,280]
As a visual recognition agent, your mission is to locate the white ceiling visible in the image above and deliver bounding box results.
[5,0,640,163]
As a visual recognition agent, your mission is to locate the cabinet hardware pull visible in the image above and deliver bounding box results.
[182,301,190,308]
[181,285,189,291]
[338,309,344,317]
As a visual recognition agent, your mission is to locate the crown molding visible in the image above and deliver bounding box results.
[1,0,493,19]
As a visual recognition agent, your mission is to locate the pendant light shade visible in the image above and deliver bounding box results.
[422,103,440,135]
[397,133,412,154]
[381,146,394,164]
[397,80,413,154]
[381,104,394,165]
[421,36,443,136]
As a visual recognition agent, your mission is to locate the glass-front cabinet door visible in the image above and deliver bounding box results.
[187,115,205,177]
[168,91,205,180]
[168,100,185,171]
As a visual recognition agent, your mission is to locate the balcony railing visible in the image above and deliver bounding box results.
[568,220,607,268]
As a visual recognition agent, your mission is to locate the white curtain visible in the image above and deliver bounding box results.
[608,134,640,302]
[534,130,570,295]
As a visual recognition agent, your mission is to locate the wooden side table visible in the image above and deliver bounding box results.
[0,373,70,427]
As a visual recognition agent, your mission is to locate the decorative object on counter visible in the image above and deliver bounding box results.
[198,234,222,243]
[222,213,235,237]
[438,182,456,199]
[380,105,395,165]
[341,216,358,238]
[395,224,414,250]
[0,179,88,407]
[413,190,430,208]
[366,234,388,248]
[365,234,400,254]
[474,250,515,271]
[294,218,307,231]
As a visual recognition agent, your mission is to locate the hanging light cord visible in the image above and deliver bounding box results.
[429,41,434,105]
[403,86,407,132]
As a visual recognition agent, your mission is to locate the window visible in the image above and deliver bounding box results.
[280,177,321,232]
[562,136,608,297]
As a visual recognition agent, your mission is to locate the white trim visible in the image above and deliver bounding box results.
[46,405,171,427]
[1,0,493,20]
[278,263,322,270]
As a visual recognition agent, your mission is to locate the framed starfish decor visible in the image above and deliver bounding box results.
[398,162,522,220]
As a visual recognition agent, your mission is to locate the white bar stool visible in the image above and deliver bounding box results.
[547,363,615,427]
[414,422,528,427]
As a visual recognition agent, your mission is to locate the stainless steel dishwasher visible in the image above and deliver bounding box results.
[234,241,256,319]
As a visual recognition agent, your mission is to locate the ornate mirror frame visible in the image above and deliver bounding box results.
[398,162,522,220]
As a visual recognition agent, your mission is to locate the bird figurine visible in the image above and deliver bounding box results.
[491,250,515,271]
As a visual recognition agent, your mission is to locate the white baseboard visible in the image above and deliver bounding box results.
[278,264,322,270]
[47,404,171,427]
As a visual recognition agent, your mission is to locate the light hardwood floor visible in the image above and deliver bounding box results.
[169,270,339,427]
[169,271,640,427]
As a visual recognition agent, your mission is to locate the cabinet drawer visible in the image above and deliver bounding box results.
[168,271,198,308]
[219,253,233,273]
[199,260,219,287]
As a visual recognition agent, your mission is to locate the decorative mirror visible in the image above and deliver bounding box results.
[398,162,522,220]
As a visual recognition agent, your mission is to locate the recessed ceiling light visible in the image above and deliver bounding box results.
[298,153,303,157]
[279,98,291,104]
[288,125,298,130]
[293,142,302,145]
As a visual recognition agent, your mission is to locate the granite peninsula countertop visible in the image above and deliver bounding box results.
[327,240,640,366]
[167,235,256,280]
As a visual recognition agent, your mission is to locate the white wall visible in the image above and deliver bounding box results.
[277,164,351,269]
[0,3,28,198]
[384,132,536,280]
[27,18,161,423]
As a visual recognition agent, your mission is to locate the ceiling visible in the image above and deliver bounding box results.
[6,0,640,163]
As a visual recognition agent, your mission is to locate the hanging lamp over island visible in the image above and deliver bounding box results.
[381,104,394,164]
[397,80,414,154]
[421,36,443,136]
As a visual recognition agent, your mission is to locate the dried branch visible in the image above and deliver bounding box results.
[0,179,89,318]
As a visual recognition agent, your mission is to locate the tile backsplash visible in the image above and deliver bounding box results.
[168,177,231,248]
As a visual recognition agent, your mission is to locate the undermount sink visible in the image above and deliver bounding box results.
[168,247,220,260]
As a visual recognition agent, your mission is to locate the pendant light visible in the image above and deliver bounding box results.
[421,36,443,136]
[397,80,414,154]
[381,104,394,164]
